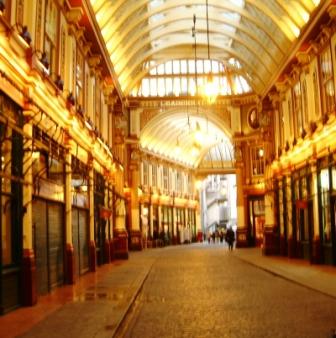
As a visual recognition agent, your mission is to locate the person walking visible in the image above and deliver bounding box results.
[225,226,235,251]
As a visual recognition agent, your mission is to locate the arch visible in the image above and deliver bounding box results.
[118,40,267,93]
[140,107,233,167]
[112,23,276,77]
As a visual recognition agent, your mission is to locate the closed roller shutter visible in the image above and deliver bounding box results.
[32,199,48,295]
[72,208,89,276]
[72,208,80,278]
[48,203,64,288]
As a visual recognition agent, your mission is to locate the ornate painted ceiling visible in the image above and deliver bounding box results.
[90,0,323,168]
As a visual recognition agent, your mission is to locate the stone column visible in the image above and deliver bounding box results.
[310,160,321,263]
[172,205,177,244]
[236,160,247,247]
[129,164,142,250]
[277,176,287,256]
[196,207,202,242]
[88,162,96,271]
[109,183,115,260]
[285,172,295,258]
[103,182,111,263]
[22,112,37,306]
[262,163,278,255]
[65,149,75,283]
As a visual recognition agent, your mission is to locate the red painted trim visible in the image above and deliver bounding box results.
[89,240,97,272]
[109,239,115,261]
[104,239,111,263]
[66,243,75,285]
[21,249,37,306]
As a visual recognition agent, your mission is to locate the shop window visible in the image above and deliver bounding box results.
[0,100,23,267]
[71,157,89,208]
[320,46,335,115]
[320,168,331,244]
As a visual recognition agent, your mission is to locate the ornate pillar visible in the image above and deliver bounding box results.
[172,204,177,244]
[235,159,248,247]
[196,207,202,242]
[129,158,142,250]
[310,160,321,263]
[263,178,277,255]
[65,147,75,283]
[88,161,96,271]
[103,181,111,263]
[285,172,295,258]
[278,176,287,256]
[22,111,37,306]
[108,183,114,260]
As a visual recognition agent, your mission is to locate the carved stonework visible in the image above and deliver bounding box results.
[66,7,84,25]
[83,42,92,56]
[88,55,101,68]
[328,5,336,21]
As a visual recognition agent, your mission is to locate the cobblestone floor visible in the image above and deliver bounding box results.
[117,245,336,338]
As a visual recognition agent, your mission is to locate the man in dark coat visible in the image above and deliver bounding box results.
[225,227,235,251]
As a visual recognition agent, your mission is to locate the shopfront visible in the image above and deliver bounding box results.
[318,155,336,265]
[292,167,313,260]
[248,196,265,247]
[94,171,106,266]
[71,157,89,277]
[0,93,23,313]
[32,127,65,295]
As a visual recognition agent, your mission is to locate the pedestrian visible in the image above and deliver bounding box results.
[219,230,224,244]
[207,231,211,244]
[225,226,235,251]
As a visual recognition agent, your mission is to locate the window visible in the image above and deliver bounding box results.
[0,97,23,266]
[163,166,169,192]
[151,164,157,188]
[292,82,303,138]
[32,128,65,199]
[143,161,149,186]
[44,0,59,75]
[302,79,308,127]
[176,171,182,194]
[320,47,335,115]
[278,103,285,150]
[287,94,294,138]
[313,71,320,118]
[76,49,84,110]
[133,59,251,97]
[320,168,331,244]
[251,146,265,176]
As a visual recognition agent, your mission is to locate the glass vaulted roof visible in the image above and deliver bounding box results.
[91,0,322,168]
[92,0,320,96]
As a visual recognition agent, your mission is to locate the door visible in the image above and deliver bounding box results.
[33,199,64,295]
[72,208,89,277]
[33,199,48,295]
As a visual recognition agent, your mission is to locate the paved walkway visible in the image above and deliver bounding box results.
[0,244,336,337]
